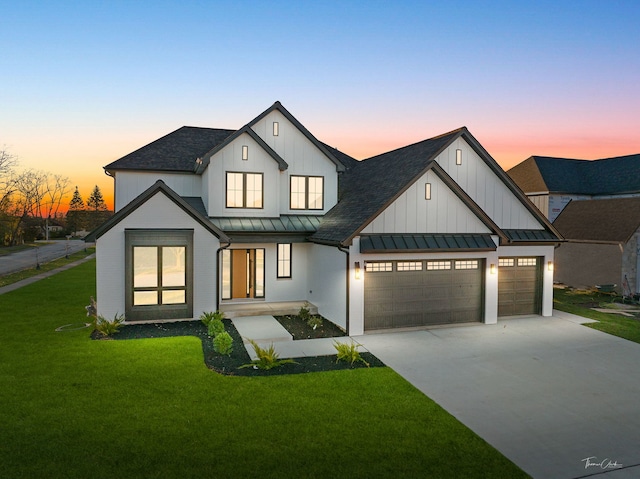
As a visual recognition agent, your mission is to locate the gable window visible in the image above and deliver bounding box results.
[242,145,249,161]
[456,149,462,165]
[226,172,263,208]
[290,175,323,210]
[125,230,193,321]
[425,183,431,200]
[273,122,279,136]
[277,243,292,278]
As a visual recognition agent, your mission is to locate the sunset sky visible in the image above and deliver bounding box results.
[2,0,639,211]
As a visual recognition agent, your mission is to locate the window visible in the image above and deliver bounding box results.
[125,230,193,321]
[455,260,479,270]
[456,149,462,165]
[365,262,393,272]
[277,243,292,278]
[226,172,263,208]
[273,122,279,136]
[425,183,431,200]
[290,175,323,210]
[499,258,515,267]
[518,258,537,267]
[427,261,451,270]
[242,145,249,160]
[397,261,423,271]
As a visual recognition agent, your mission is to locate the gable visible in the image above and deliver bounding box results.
[361,169,492,235]
[435,138,545,230]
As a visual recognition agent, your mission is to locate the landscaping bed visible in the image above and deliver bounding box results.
[92,317,382,376]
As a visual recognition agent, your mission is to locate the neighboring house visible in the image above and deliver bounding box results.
[507,154,640,222]
[86,102,561,335]
[553,197,640,296]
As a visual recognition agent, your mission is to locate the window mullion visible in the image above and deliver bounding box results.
[305,176,309,209]
[157,247,163,304]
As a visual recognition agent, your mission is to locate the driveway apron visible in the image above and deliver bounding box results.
[356,315,640,479]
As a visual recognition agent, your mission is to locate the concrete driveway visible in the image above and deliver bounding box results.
[356,313,640,479]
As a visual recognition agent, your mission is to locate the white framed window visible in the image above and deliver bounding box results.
[365,262,393,272]
[499,258,515,267]
[517,258,537,267]
[456,148,462,165]
[242,145,249,160]
[397,261,423,271]
[290,175,324,210]
[226,172,263,208]
[425,183,431,200]
[277,243,292,278]
[455,260,479,270]
[273,122,279,136]
[426,261,451,271]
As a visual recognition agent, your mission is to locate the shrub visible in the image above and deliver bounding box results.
[213,332,234,356]
[334,340,369,367]
[207,318,225,337]
[307,315,323,330]
[200,310,224,326]
[240,339,297,370]
[298,306,311,322]
[95,314,125,337]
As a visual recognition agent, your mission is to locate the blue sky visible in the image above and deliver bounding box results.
[2,0,639,208]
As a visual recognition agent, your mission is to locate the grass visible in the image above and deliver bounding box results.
[0,246,95,287]
[554,287,640,344]
[0,242,42,256]
[0,259,528,479]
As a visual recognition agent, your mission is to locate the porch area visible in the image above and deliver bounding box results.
[219,300,318,319]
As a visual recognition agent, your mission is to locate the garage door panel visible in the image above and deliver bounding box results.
[364,259,483,331]
[498,257,541,317]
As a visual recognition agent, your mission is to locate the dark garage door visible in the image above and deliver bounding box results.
[364,259,484,331]
[498,257,542,316]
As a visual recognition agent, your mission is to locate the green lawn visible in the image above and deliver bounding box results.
[0,260,528,479]
[554,288,640,344]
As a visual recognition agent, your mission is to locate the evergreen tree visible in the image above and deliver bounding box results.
[87,185,107,211]
[68,186,85,211]
[66,186,86,235]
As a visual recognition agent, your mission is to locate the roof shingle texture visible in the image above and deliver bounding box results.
[105,127,235,172]
[552,197,640,243]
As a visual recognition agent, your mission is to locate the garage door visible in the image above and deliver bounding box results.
[498,257,542,316]
[364,259,484,331]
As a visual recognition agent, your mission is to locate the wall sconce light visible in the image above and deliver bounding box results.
[355,261,361,280]
[548,261,554,272]
[490,263,496,274]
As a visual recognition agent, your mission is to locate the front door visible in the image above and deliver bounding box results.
[222,248,265,300]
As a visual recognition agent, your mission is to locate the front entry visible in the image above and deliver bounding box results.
[222,249,265,300]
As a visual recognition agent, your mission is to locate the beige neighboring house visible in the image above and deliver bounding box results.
[552,197,640,296]
[508,154,640,222]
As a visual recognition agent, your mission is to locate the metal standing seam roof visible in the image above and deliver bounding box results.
[503,229,558,241]
[209,216,323,233]
[359,234,497,252]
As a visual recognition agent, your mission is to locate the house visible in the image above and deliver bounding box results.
[86,102,561,335]
[552,197,640,296]
[507,155,640,221]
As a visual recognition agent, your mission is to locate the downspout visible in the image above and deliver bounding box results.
[338,245,350,335]
[216,241,232,312]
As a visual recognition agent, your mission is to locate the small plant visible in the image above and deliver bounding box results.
[85,296,97,322]
[334,340,369,367]
[307,315,323,330]
[200,310,224,326]
[207,318,225,337]
[94,314,125,337]
[240,339,297,370]
[298,306,311,322]
[213,331,234,356]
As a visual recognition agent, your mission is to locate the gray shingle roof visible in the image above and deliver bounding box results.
[508,154,640,195]
[552,197,640,243]
[105,127,235,172]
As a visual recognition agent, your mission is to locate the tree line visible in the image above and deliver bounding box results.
[0,147,112,246]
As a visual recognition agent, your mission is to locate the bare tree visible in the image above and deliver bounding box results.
[0,147,19,213]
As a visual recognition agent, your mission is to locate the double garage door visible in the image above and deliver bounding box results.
[364,259,484,331]
[364,257,543,331]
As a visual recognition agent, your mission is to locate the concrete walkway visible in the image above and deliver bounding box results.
[355,313,640,479]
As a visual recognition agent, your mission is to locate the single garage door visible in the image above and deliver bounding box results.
[498,257,542,316]
[364,259,484,331]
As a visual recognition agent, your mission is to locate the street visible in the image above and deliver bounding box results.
[0,240,92,275]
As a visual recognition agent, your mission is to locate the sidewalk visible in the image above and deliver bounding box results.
[0,254,96,295]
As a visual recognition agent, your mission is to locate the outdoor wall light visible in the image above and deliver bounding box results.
[548,261,554,271]
[490,263,496,274]
[355,261,361,280]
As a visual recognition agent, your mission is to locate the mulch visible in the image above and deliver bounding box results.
[91,317,384,376]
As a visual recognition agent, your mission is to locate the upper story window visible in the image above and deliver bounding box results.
[290,175,323,210]
[226,172,263,209]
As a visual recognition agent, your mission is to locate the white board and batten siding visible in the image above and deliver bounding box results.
[361,170,492,235]
[115,172,202,212]
[436,139,543,230]
[96,192,220,321]
[250,110,340,215]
